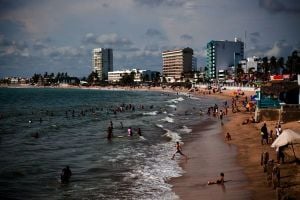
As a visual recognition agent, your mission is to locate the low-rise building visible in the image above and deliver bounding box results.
[108,69,159,83]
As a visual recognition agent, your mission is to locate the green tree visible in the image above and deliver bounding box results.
[120,73,134,85]
[277,57,285,74]
[87,71,99,84]
[269,56,277,74]
[286,50,300,78]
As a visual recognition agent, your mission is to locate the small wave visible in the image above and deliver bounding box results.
[180,126,192,134]
[156,124,164,128]
[167,97,185,104]
[143,111,158,116]
[139,136,146,140]
[167,104,177,108]
[162,129,181,142]
[122,142,182,200]
[160,117,174,123]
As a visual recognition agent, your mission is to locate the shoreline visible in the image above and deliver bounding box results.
[170,89,300,199]
[169,117,251,199]
[2,84,300,198]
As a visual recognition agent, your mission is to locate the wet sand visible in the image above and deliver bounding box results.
[171,89,300,199]
[170,118,251,200]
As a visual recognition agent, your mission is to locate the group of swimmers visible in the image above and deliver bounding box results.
[107,120,142,140]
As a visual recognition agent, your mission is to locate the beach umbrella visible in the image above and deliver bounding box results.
[271,129,300,159]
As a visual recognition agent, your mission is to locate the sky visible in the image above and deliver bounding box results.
[0,0,299,78]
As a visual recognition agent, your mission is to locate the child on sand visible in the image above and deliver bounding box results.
[208,172,225,185]
[225,132,231,141]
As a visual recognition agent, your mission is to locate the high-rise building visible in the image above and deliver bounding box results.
[92,48,113,81]
[162,47,193,82]
[192,56,197,71]
[206,38,244,80]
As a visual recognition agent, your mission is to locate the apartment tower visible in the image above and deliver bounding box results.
[93,48,113,81]
[162,47,193,82]
[206,38,244,80]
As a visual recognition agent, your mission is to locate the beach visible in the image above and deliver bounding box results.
[170,89,300,200]
[1,84,300,199]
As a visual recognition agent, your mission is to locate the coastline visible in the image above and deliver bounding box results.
[2,85,300,199]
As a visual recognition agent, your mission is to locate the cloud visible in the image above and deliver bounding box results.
[0,0,27,16]
[250,32,260,37]
[145,28,166,40]
[0,19,26,38]
[145,28,161,37]
[246,40,295,58]
[0,35,29,57]
[133,0,186,7]
[83,33,133,47]
[259,0,300,13]
[180,34,193,41]
[249,32,261,45]
[144,44,160,52]
[265,40,293,57]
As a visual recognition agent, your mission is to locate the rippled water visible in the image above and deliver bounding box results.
[0,88,219,199]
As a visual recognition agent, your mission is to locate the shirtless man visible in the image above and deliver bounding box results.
[172,141,187,160]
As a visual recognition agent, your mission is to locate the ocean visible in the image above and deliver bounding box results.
[0,88,222,200]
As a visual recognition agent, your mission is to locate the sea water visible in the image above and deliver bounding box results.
[0,88,221,199]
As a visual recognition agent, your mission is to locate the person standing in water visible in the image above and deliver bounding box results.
[172,141,187,160]
[128,127,133,136]
[107,126,113,140]
[137,128,142,136]
[61,166,72,183]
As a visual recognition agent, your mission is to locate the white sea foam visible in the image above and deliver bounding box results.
[167,97,184,104]
[180,125,192,134]
[161,116,174,123]
[156,124,164,128]
[162,129,182,142]
[167,104,177,108]
[143,111,158,116]
[122,142,182,200]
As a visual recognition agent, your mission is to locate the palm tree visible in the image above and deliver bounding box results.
[269,56,276,74]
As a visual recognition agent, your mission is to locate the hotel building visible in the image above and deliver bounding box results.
[162,47,193,82]
[92,48,113,81]
[206,38,244,80]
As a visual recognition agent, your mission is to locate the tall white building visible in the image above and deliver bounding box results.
[92,48,113,81]
[206,38,244,80]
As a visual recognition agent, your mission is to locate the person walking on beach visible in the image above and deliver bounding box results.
[261,123,268,145]
[171,142,187,160]
[275,124,282,138]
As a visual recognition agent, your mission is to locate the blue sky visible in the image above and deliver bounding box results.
[0,0,299,78]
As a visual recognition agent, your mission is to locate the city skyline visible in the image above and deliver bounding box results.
[0,0,299,78]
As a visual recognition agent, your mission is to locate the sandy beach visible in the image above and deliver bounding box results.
[170,89,300,200]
